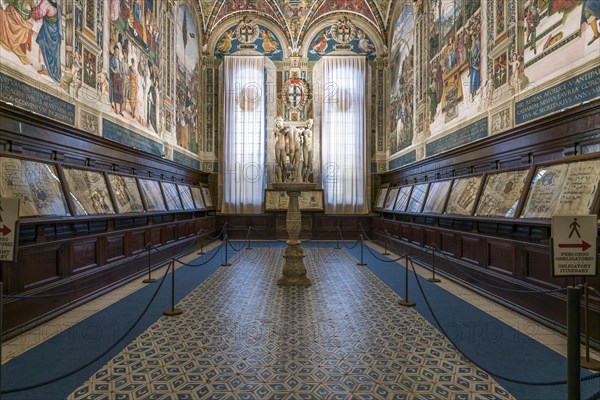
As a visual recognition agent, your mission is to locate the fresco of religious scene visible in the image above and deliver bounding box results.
[214,19,283,60]
[108,0,162,132]
[523,0,600,66]
[176,4,201,153]
[308,18,377,61]
[389,5,415,156]
[0,0,65,84]
[312,0,377,28]
[427,1,481,126]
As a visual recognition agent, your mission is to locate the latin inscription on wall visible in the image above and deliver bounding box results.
[388,150,417,171]
[0,73,75,126]
[516,66,600,125]
[426,117,488,157]
[102,119,162,157]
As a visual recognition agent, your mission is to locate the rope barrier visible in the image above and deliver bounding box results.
[408,261,600,386]
[1,262,172,394]
[173,240,225,268]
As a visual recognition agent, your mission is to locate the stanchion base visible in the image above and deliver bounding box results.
[334,247,341,250]
[246,247,253,250]
[221,262,232,266]
[163,307,183,316]
[383,252,390,255]
[357,262,367,266]
[197,251,205,255]
[580,357,600,371]
[142,278,157,283]
[428,278,441,283]
[399,300,416,307]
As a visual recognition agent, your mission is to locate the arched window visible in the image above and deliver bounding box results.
[316,55,369,214]
[221,55,266,213]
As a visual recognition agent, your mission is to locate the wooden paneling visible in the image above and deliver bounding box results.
[107,235,125,262]
[72,240,97,272]
[488,242,516,275]
[19,245,63,288]
[461,237,481,265]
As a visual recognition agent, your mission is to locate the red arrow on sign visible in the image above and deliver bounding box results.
[0,225,11,236]
[559,241,591,252]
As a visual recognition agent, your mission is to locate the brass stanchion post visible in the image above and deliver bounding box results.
[334,227,341,250]
[197,229,205,255]
[1,281,4,399]
[428,243,441,283]
[143,242,156,283]
[383,230,390,255]
[567,286,581,400]
[245,227,253,250]
[399,256,416,307]
[357,234,367,266]
[163,260,182,316]
[580,282,600,370]
[221,234,232,266]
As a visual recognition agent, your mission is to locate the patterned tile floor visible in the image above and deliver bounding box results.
[69,247,514,399]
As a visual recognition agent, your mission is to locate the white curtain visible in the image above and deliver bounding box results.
[221,55,265,214]
[318,56,368,214]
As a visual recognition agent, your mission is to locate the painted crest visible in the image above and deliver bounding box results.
[283,78,309,110]
[235,18,260,44]
[331,17,356,44]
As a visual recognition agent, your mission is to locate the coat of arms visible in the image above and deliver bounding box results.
[235,18,259,44]
[331,17,356,44]
[283,78,309,110]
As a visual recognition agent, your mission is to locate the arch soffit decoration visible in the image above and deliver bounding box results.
[207,14,291,59]
[300,14,386,60]
[177,0,204,48]
[387,0,415,47]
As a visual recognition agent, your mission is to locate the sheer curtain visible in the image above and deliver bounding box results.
[318,56,368,214]
[221,55,265,214]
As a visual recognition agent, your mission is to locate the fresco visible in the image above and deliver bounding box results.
[427,1,481,127]
[388,4,414,156]
[211,0,287,35]
[0,0,64,83]
[176,4,201,153]
[307,19,377,61]
[108,0,162,132]
[312,0,378,29]
[279,0,311,41]
[214,19,284,60]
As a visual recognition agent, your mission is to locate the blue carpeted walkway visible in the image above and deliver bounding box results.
[1,240,599,399]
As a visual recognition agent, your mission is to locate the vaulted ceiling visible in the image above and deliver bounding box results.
[198,0,394,47]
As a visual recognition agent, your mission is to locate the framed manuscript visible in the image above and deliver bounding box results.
[422,180,452,214]
[108,174,144,213]
[445,176,483,216]
[374,184,389,210]
[190,186,206,210]
[384,187,400,211]
[138,179,167,211]
[265,190,324,211]
[520,158,600,219]
[406,183,429,213]
[394,185,413,212]
[177,184,196,210]
[62,168,115,215]
[0,157,70,217]
[475,170,528,218]
[161,182,183,211]
[201,185,214,208]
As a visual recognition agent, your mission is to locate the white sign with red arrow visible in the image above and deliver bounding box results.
[551,215,598,277]
[0,198,19,262]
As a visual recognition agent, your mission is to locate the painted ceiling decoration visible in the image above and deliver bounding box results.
[198,0,391,48]
[213,18,285,60]
[307,17,377,61]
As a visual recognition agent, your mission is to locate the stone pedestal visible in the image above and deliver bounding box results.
[272,182,315,287]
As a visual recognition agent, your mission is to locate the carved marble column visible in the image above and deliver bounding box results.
[272,182,315,287]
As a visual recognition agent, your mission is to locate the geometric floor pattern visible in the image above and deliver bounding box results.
[69,246,515,399]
